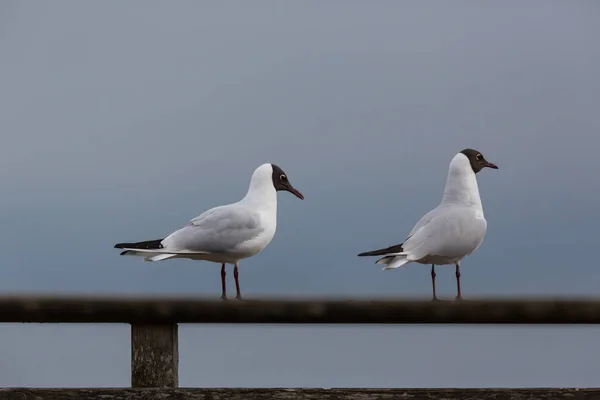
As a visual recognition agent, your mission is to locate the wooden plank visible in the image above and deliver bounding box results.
[131,324,179,388]
[1,295,600,324]
[0,388,597,399]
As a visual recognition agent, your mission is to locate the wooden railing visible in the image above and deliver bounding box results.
[1,295,600,399]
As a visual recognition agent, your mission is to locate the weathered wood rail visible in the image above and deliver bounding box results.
[5,295,600,324]
[1,388,598,399]
[1,295,599,399]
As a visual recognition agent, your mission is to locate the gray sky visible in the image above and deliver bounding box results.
[1,0,599,388]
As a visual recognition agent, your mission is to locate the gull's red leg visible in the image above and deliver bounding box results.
[234,264,242,300]
[431,264,439,301]
[455,262,463,301]
[220,263,227,300]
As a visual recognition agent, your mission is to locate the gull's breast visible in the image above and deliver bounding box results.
[233,211,277,258]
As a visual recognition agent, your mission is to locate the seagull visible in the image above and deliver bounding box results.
[114,163,304,300]
[357,149,498,301]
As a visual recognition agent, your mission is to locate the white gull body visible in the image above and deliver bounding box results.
[358,149,497,299]
[115,162,304,299]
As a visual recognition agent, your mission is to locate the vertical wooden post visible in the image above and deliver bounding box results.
[131,324,179,388]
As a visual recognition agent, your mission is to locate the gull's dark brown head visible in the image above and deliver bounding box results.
[460,148,498,174]
[270,164,304,200]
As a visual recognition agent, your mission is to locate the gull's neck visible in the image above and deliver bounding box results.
[240,172,278,212]
[440,153,483,211]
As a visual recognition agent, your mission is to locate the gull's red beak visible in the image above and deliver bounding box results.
[485,162,498,169]
[287,186,304,200]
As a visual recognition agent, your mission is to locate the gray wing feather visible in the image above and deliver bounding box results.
[403,207,487,261]
[407,207,440,238]
[162,204,263,253]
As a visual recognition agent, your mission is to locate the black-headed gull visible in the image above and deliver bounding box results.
[115,163,304,300]
[358,149,498,301]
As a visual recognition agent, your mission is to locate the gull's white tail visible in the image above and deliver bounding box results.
[114,238,177,262]
[375,254,411,270]
[118,249,177,262]
[145,253,176,262]
[357,243,411,270]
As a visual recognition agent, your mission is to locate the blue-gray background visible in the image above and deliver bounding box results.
[1,1,599,388]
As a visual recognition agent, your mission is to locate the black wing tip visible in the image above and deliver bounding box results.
[356,244,404,257]
[113,239,164,250]
[119,250,130,256]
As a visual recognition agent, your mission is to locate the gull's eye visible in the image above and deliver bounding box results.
[280,174,287,181]
[476,153,482,161]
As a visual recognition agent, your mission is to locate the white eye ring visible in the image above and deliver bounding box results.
[280,174,287,181]
[476,153,482,161]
